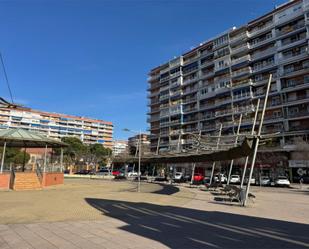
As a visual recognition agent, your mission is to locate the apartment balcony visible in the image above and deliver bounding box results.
[201,123,216,131]
[214,86,230,95]
[184,127,198,133]
[183,66,199,75]
[278,51,309,65]
[160,111,170,118]
[229,32,249,44]
[170,90,182,98]
[183,117,198,123]
[159,84,169,92]
[183,106,197,113]
[148,107,160,114]
[215,98,231,107]
[159,122,170,128]
[160,66,170,75]
[160,75,170,83]
[233,91,253,101]
[147,116,160,123]
[252,62,276,74]
[200,49,213,57]
[169,57,182,68]
[183,77,199,85]
[281,66,309,77]
[232,67,252,78]
[183,56,199,66]
[199,103,216,111]
[148,82,160,91]
[170,106,182,115]
[170,119,182,125]
[249,36,275,50]
[287,110,309,119]
[276,23,306,38]
[170,129,183,135]
[215,109,232,117]
[251,47,276,61]
[159,94,169,101]
[230,43,249,55]
[183,87,198,95]
[214,63,230,72]
[278,37,308,52]
[232,79,253,89]
[170,71,182,79]
[148,73,160,80]
[199,91,216,100]
[148,99,160,106]
[231,55,251,66]
[200,70,215,79]
[281,78,309,91]
[248,21,274,37]
[200,60,214,68]
[183,96,197,104]
[284,94,309,106]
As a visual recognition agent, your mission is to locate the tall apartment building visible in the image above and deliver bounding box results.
[147,0,309,178]
[113,140,128,155]
[0,105,113,148]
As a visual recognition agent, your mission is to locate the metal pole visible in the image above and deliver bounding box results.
[227,114,242,185]
[243,74,272,206]
[156,136,161,155]
[240,98,260,188]
[190,131,201,185]
[60,148,64,172]
[0,141,7,173]
[210,124,222,184]
[138,130,141,192]
[43,144,47,173]
[177,133,181,152]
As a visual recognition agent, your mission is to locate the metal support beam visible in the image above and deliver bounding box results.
[209,124,222,184]
[43,144,47,173]
[60,148,64,172]
[0,141,6,173]
[243,75,272,206]
[227,114,242,185]
[240,98,260,188]
[190,130,201,185]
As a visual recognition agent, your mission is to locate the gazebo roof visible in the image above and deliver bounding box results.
[0,128,67,148]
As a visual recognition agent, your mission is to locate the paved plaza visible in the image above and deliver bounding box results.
[0,179,309,249]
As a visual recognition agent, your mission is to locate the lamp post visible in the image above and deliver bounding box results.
[123,128,143,193]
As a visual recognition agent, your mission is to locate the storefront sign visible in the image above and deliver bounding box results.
[289,160,309,168]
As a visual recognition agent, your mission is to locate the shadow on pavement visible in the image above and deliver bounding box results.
[85,198,309,249]
[151,183,180,195]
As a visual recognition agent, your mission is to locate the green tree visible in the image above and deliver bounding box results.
[0,147,30,166]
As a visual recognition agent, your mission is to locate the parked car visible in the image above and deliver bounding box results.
[230,175,240,184]
[173,172,184,182]
[193,173,204,183]
[244,177,256,185]
[204,176,211,186]
[112,170,121,176]
[275,176,290,187]
[260,176,271,186]
[127,171,139,177]
[214,174,227,183]
[96,169,111,176]
[74,170,91,175]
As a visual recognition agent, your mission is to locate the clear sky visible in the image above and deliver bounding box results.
[0,0,287,139]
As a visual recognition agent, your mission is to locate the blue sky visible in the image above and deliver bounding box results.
[0,0,287,139]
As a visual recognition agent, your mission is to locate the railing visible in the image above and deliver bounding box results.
[231,43,249,54]
[248,21,273,37]
[252,62,275,73]
[276,23,305,37]
[232,67,252,77]
[251,47,276,60]
[231,55,251,65]
[230,32,248,44]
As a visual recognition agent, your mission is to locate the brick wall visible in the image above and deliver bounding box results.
[0,173,11,189]
[42,173,64,187]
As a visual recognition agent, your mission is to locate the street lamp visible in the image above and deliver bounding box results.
[123,128,142,193]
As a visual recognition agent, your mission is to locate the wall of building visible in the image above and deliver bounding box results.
[42,172,64,187]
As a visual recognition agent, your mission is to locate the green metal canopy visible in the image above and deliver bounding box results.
[0,128,67,148]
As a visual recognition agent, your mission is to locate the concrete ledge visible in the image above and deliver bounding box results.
[64,174,114,180]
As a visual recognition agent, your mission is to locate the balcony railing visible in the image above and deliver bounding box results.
[287,110,309,118]
[249,36,274,49]
[231,55,251,65]
[282,65,309,76]
[252,62,275,73]
[183,77,198,85]
[233,79,253,89]
[229,32,248,44]
[248,21,274,37]
[230,43,249,55]
[251,47,276,61]
[276,23,305,37]
[183,96,197,104]
[232,67,252,78]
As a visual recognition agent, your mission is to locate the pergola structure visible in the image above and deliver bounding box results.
[0,128,67,173]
